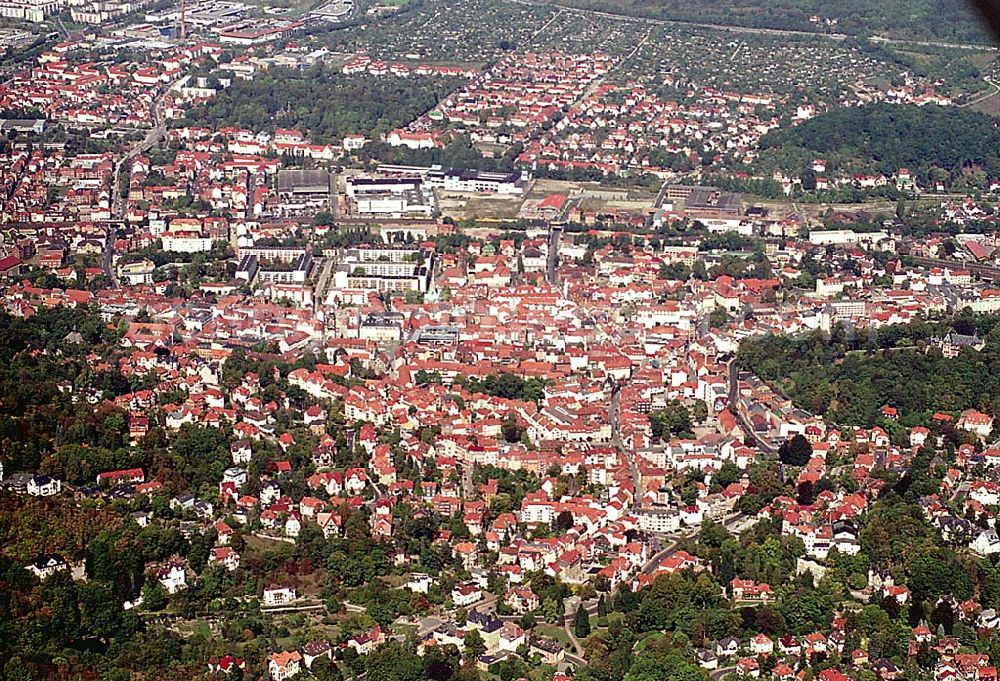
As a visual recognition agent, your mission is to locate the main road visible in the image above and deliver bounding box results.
[111,82,173,220]
[104,80,177,287]
[547,224,561,285]
[313,256,336,311]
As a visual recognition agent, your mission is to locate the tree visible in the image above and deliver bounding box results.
[708,308,731,329]
[649,402,694,440]
[907,546,974,601]
[574,604,591,639]
[778,434,812,466]
[699,519,732,549]
[501,414,521,443]
[760,104,1000,193]
[796,480,816,506]
[141,581,168,612]
[312,656,344,681]
[658,262,691,280]
[424,645,460,681]
[4,657,34,681]
[713,462,740,489]
[755,606,786,635]
[554,510,575,532]
[801,168,817,191]
[597,594,608,618]
[929,599,955,634]
[364,642,425,681]
[464,629,486,661]
[415,369,443,385]
[221,347,251,388]
[691,400,708,424]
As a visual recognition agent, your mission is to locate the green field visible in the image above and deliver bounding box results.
[535,0,992,43]
[535,623,572,646]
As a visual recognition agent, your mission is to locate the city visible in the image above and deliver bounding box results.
[2,0,1000,680]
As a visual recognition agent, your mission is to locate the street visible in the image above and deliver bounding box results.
[727,360,778,455]
[547,224,561,285]
[608,385,640,510]
[103,79,176,288]
[639,511,746,577]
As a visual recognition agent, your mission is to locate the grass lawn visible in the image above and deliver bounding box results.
[535,623,571,647]
[590,611,626,639]
[970,90,1000,117]
[276,635,300,650]
[600,612,625,626]
[193,620,213,639]
[170,618,217,640]
[634,630,666,652]
[394,623,418,639]
[241,0,322,11]
[244,533,295,553]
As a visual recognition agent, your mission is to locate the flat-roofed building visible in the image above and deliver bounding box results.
[330,246,434,294]
[276,169,332,213]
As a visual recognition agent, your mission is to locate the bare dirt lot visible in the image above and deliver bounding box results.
[437,192,524,220]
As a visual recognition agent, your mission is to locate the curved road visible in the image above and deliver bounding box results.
[564,619,585,657]
[641,512,746,577]
[727,360,778,455]
[961,76,1000,108]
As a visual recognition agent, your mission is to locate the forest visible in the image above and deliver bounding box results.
[544,0,990,43]
[736,312,1000,430]
[178,67,464,145]
[757,104,1000,191]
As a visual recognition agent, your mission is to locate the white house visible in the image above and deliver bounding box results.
[157,563,187,594]
[222,466,247,487]
[406,573,434,594]
[27,475,62,496]
[25,554,69,580]
[302,640,332,669]
[231,441,253,464]
[971,528,1000,556]
[210,546,241,572]
[959,409,994,439]
[263,584,297,606]
[750,634,773,656]
[386,129,436,149]
[451,582,483,607]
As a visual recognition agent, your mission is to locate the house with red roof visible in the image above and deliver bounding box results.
[731,577,772,602]
[268,651,301,680]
